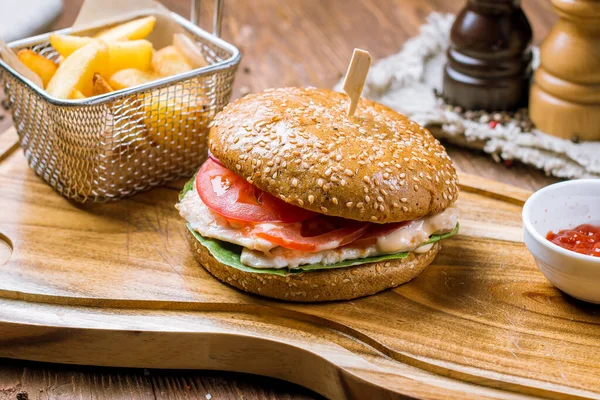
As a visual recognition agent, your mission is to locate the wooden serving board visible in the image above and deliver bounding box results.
[0,130,599,400]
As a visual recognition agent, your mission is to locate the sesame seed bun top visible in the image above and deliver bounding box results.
[208,87,458,223]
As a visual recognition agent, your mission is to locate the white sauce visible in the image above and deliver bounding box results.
[241,245,379,269]
[176,189,277,252]
[177,188,458,269]
[377,206,458,253]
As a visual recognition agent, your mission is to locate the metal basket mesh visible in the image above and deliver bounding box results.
[0,18,239,202]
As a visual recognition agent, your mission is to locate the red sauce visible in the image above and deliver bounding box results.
[546,224,600,257]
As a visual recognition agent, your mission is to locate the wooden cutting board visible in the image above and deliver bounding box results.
[0,129,599,400]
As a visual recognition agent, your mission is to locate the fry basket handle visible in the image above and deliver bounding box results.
[190,0,224,37]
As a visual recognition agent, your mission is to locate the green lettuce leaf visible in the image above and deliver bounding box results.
[180,175,458,276]
[187,223,459,276]
[180,175,195,200]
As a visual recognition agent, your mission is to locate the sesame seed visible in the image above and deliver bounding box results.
[291,178,299,187]
[297,199,304,206]
[377,196,384,203]
[384,262,391,267]
[317,178,324,187]
[344,169,354,177]
[392,202,399,208]
[332,197,338,205]
[356,202,364,209]
[365,195,370,203]
[401,197,407,203]
[308,195,315,204]
[400,173,406,178]
[402,206,408,212]
[376,265,381,273]
[340,179,346,186]
[320,206,328,213]
[414,184,419,191]
[413,176,419,182]
[235,164,241,170]
[371,216,378,221]
[379,205,385,212]
[346,202,353,208]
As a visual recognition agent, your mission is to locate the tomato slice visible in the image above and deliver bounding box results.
[254,216,369,252]
[196,159,316,223]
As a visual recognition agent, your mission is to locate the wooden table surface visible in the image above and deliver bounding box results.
[0,0,559,399]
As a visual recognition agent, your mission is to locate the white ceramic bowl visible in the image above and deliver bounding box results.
[523,179,600,303]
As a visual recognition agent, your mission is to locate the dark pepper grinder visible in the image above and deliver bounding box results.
[442,0,533,111]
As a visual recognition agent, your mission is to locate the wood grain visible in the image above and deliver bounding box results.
[1,139,599,399]
[0,0,564,399]
[0,358,319,400]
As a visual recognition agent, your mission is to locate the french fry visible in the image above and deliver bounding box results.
[92,73,114,96]
[51,35,153,77]
[173,33,209,69]
[95,16,156,42]
[17,49,58,88]
[108,68,158,90]
[106,40,153,76]
[46,42,109,99]
[152,45,192,77]
[49,34,94,58]
[143,86,209,148]
[70,89,86,99]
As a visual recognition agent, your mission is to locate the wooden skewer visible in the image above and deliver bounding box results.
[342,48,372,117]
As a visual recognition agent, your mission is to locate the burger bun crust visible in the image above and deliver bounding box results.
[209,87,458,223]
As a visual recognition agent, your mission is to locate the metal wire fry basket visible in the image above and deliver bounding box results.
[0,0,240,202]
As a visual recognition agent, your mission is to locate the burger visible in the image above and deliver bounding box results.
[176,87,459,302]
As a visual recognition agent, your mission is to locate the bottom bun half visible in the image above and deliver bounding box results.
[187,229,441,302]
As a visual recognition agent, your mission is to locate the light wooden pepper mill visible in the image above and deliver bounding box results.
[529,0,600,141]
